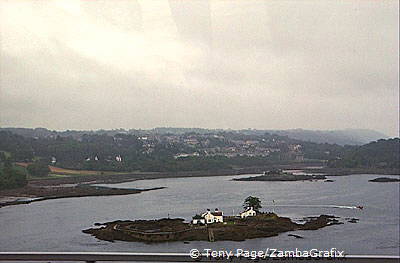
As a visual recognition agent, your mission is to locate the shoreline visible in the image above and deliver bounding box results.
[1,165,398,208]
[302,167,400,176]
[0,185,165,208]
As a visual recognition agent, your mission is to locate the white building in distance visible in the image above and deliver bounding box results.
[200,208,223,224]
[240,207,257,218]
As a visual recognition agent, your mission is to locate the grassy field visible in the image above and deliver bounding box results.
[15,162,133,179]
[49,166,103,175]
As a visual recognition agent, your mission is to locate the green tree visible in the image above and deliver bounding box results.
[27,161,50,177]
[0,158,27,190]
[243,196,262,212]
[3,157,12,171]
[0,152,6,162]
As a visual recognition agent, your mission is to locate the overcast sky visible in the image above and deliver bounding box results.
[0,0,398,136]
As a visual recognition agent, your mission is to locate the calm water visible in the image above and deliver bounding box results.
[0,174,399,255]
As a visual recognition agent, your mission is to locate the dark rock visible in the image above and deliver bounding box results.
[369,177,400,183]
[288,234,304,239]
[348,218,359,223]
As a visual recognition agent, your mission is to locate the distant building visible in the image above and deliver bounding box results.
[240,207,257,218]
[174,152,200,159]
[295,154,304,162]
[184,138,199,145]
[200,208,224,224]
[212,208,224,223]
[202,209,215,224]
[291,144,302,151]
[245,140,259,145]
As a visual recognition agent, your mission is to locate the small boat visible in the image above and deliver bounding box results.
[357,206,364,210]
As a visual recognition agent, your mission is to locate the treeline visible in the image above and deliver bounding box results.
[0,131,306,172]
[328,138,399,168]
[0,130,398,172]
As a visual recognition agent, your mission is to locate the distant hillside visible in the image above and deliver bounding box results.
[0,127,397,173]
[150,128,388,145]
[0,127,388,145]
[0,127,127,139]
[0,127,56,138]
[328,138,400,169]
[265,129,388,145]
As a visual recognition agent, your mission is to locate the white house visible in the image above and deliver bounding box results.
[240,207,257,218]
[212,208,223,223]
[200,208,223,224]
[202,209,215,224]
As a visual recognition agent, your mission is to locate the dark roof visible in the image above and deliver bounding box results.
[212,211,223,216]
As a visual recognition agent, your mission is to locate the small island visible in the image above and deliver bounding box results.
[83,197,342,243]
[369,177,400,183]
[233,169,326,182]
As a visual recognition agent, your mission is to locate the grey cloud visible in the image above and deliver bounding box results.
[0,0,398,136]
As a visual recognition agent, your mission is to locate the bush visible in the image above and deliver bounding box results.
[27,162,50,177]
[0,159,27,190]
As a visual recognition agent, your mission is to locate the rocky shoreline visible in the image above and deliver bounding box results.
[83,213,342,243]
[0,185,164,208]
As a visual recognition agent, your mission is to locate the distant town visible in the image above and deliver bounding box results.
[130,132,303,160]
[0,127,398,176]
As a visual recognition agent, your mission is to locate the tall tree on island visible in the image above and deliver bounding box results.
[243,196,262,212]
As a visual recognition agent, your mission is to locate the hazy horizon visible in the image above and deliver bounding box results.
[1,0,399,137]
[0,125,391,136]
